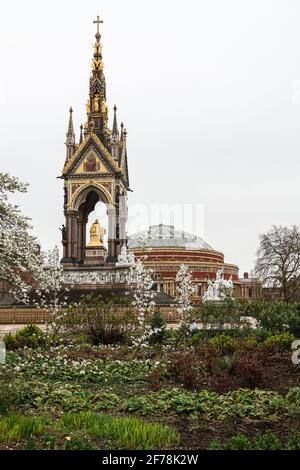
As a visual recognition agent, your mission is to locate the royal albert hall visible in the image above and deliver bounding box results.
[128,224,242,303]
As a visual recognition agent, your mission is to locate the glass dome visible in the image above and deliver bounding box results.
[128,224,214,251]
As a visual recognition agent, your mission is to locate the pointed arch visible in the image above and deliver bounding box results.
[71,182,113,211]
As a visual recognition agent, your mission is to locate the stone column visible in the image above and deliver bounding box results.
[107,205,117,261]
[61,210,77,265]
[118,193,128,256]
[77,214,84,263]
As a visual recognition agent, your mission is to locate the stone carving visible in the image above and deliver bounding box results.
[202,268,234,302]
[59,224,67,242]
[102,182,112,194]
[116,245,135,266]
[63,268,137,286]
[71,183,81,195]
[64,186,68,207]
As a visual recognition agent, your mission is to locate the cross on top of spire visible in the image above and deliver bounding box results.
[93,15,103,36]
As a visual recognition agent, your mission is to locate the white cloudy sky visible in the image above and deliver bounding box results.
[1,0,300,275]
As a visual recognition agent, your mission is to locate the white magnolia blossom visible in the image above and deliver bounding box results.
[34,246,70,336]
[129,257,156,326]
[175,264,197,326]
[0,172,43,302]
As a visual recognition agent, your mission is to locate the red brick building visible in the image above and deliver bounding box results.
[128,224,259,302]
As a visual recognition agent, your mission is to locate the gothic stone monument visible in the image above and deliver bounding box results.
[59,17,131,295]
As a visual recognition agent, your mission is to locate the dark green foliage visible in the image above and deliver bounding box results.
[210,431,300,450]
[210,334,238,353]
[240,301,300,336]
[3,324,45,350]
[147,309,166,344]
[0,371,32,414]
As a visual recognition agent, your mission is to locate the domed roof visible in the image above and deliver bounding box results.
[128,224,214,251]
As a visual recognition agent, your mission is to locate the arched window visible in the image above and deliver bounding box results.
[248,287,253,298]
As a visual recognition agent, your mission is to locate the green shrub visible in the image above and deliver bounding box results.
[4,325,46,350]
[263,333,295,350]
[255,328,271,343]
[148,310,166,344]
[188,331,206,347]
[210,334,238,353]
[250,302,300,335]
[2,332,17,350]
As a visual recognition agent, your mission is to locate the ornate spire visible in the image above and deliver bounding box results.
[79,124,83,144]
[111,105,119,160]
[65,107,76,160]
[112,105,119,140]
[86,16,110,148]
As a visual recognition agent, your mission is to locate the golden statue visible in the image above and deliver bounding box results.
[93,94,100,112]
[86,101,90,114]
[87,219,106,247]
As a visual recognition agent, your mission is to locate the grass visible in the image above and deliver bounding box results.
[0,415,50,444]
[60,411,180,449]
[0,412,179,450]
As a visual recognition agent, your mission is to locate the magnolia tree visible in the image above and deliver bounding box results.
[34,246,70,338]
[128,255,162,353]
[0,172,42,302]
[175,264,197,329]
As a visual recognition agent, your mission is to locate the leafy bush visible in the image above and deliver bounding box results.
[249,302,300,335]
[188,331,207,347]
[64,295,137,345]
[147,310,166,344]
[2,332,16,350]
[3,325,45,350]
[263,333,295,350]
[195,297,241,328]
[210,334,238,353]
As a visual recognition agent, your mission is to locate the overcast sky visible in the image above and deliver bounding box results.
[1,0,300,275]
